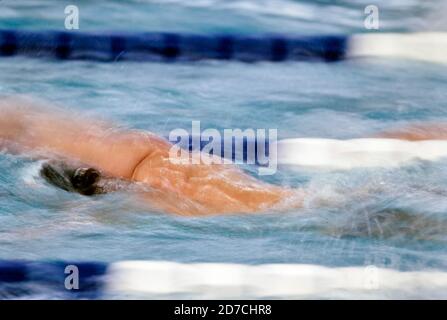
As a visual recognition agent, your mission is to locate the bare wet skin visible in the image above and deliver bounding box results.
[3,97,447,216]
[0,97,299,216]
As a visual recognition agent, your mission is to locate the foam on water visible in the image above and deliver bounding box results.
[19,160,46,187]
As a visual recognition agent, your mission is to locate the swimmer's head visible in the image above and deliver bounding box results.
[71,168,101,196]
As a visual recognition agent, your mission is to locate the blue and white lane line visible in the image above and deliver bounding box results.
[176,136,447,170]
[0,30,446,64]
[1,261,447,299]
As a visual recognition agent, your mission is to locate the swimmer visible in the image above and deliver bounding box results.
[1,97,446,216]
[0,97,296,215]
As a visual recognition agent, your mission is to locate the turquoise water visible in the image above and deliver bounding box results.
[1,0,444,33]
[1,0,447,284]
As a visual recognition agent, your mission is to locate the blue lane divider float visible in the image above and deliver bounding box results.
[2,260,447,299]
[0,29,347,62]
[0,260,107,299]
[170,134,270,166]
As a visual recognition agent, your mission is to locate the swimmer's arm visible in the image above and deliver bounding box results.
[376,123,447,141]
[0,98,166,178]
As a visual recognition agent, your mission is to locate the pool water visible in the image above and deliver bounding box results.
[1,0,447,298]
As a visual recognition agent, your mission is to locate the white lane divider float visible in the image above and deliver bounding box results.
[275,138,447,170]
[105,261,447,299]
[347,32,447,65]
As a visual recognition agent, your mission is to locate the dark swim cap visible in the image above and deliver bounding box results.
[40,160,103,196]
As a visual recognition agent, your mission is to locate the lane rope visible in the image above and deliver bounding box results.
[175,136,447,169]
[1,260,446,299]
[1,30,446,63]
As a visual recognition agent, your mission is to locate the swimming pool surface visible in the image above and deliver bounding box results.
[1,0,447,298]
